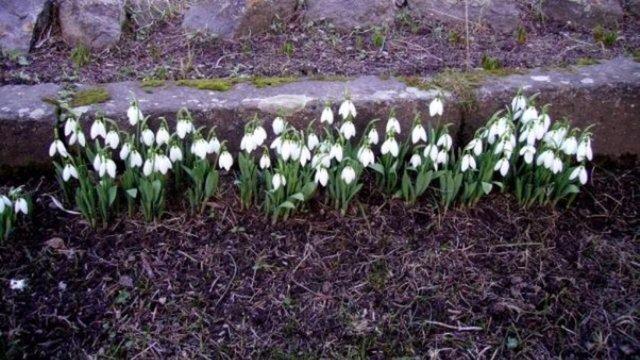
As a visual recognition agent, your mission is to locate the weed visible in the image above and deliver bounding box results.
[371,27,387,49]
[282,42,295,57]
[448,30,463,45]
[70,87,111,107]
[481,54,502,71]
[592,25,618,47]
[70,44,91,68]
[516,26,527,45]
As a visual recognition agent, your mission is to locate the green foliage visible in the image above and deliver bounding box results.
[251,76,297,88]
[592,25,618,47]
[481,54,502,71]
[576,57,600,66]
[371,27,386,49]
[515,26,527,45]
[176,78,238,91]
[70,44,91,67]
[70,87,111,107]
[282,42,295,57]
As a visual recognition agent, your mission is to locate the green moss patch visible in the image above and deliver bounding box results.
[250,76,297,88]
[576,57,600,66]
[70,87,111,107]
[141,79,166,88]
[176,78,239,91]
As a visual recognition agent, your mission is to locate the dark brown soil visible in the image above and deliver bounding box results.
[0,164,638,358]
[2,9,639,86]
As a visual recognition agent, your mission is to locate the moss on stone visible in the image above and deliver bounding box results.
[308,75,355,82]
[176,78,238,91]
[576,57,600,66]
[70,87,111,107]
[632,50,640,63]
[250,76,297,88]
[141,79,166,88]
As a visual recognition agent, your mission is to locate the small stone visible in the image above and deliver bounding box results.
[119,275,133,288]
[45,237,66,250]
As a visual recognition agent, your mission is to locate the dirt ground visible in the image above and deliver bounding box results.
[0,163,638,358]
[1,9,639,86]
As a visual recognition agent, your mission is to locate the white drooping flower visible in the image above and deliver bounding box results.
[279,139,295,161]
[576,136,593,162]
[436,150,448,167]
[154,154,172,175]
[120,142,131,160]
[550,155,563,174]
[321,106,334,125]
[307,133,319,150]
[240,131,258,153]
[169,145,183,163]
[272,117,286,135]
[357,147,375,167]
[259,153,271,169]
[429,97,444,117]
[436,133,453,150]
[62,163,79,182]
[68,128,86,147]
[155,126,170,146]
[338,99,357,120]
[424,144,439,162]
[141,128,155,147]
[386,117,401,135]
[570,165,588,185]
[314,167,329,187]
[537,149,554,168]
[367,128,379,145]
[381,137,399,157]
[544,127,568,148]
[461,154,476,172]
[341,166,356,184]
[272,173,286,190]
[521,106,539,124]
[176,119,193,139]
[312,153,331,169]
[340,121,356,140]
[494,157,510,177]
[10,279,26,291]
[127,102,143,126]
[191,138,209,160]
[143,158,153,176]
[465,138,483,156]
[409,153,422,168]
[487,117,509,144]
[129,150,143,168]
[519,145,536,164]
[300,146,311,166]
[64,118,77,137]
[511,94,526,118]
[253,126,267,146]
[105,159,117,178]
[0,196,10,214]
[218,150,233,171]
[49,139,69,158]
[561,136,578,155]
[14,198,28,215]
[105,130,120,149]
[95,155,117,178]
[208,137,221,154]
[411,124,427,144]
[329,143,343,162]
[90,120,107,140]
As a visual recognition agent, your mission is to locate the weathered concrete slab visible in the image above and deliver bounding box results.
[0,57,639,169]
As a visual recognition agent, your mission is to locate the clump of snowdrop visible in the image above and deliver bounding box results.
[237,116,267,209]
[0,187,30,243]
[373,111,405,194]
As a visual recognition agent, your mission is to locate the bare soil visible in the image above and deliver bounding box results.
[1,10,639,86]
[0,164,638,358]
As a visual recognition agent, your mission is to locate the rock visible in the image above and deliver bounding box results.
[625,0,640,16]
[58,0,126,50]
[182,0,297,39]
[304,0,397,31]
[408,0,522,34]
[45,237,66,250]
[0,0,53,53]
[541,0,624,29]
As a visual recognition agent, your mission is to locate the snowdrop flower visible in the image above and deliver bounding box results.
[519,145,536,164]
[10,279,26,291]
[411,124,427,144]
[576,136,593,162]
[90,119,107,140]
[208,137,221,154]
[103,158,117,178]
[0,196,10,214]
[120,142,131,160]
[436,133,453,150]
[62,163,78,182]
[381,137,399,157]
[253,126,267,146]
[105,130,120,149]
[341,166,356,184]
[129,150,143,168]
[169,145,183,163]
[550,155,563,174]
[511,94,526,118]
[272,117,286,135]
[272,173,286,190]
[465,138,483,156]
[494,157,510,177]
[339,99,357,120]
[314,167,329,187]
[307,133,319,150]
[49,139,69,158]
[155,126,170,146]
[340,121,356,140]
[218,150,233,171]
[561,136,577,155]
[536,114,551,139]
[64,118,77,136]
[521,107,539,124]
[270,136,282,153]
[321,105,334,125]
[143,158,154,176]
[570,165,588,185]
[300,146,311,166]
[436,150,448,166]
[409,154,422,168]
[68,129,86,147]
[127,102,143,126]
[259,153,271,169]
[280,139,294,161]
[312,153,331,169]
[544,127,567,148]
[461,154,476,172]
[14,198,28,215]
[329,143,343,162]
[154,154,172,175]
[176,118,193,139]
[537,149,554,168]
[93,154,103,173]
[240,131,258,153]
[421,144,437,163]
[191,138,209,160]
[367,128,379,145]
[357,147,375,167]
[429,97,444,117]
[141,128,154,147]
[386,117,401,134]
